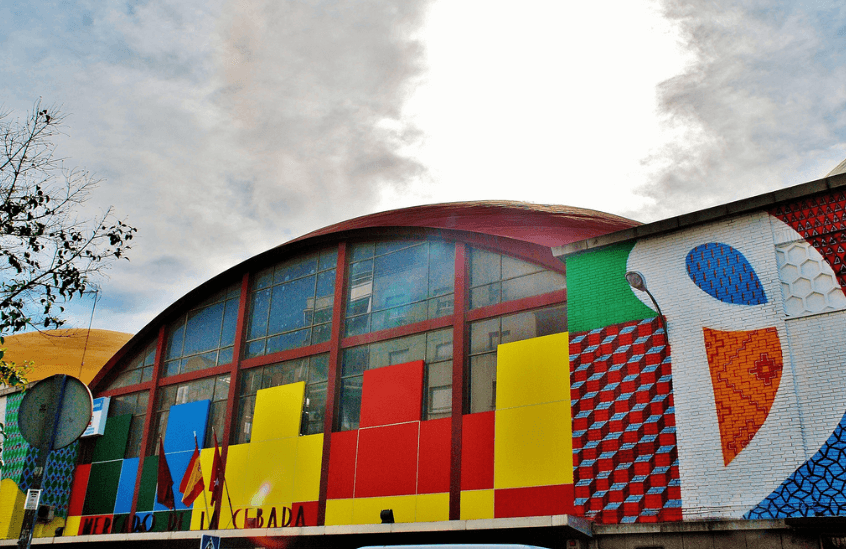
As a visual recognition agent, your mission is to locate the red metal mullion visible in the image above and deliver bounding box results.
[238,341,332,370]
[220,272,250,461]
[465,288,567,322]
[449,242,468,520]
[128,324,166,525]
[98,381,154,398]
[340,315,453,347]
[317,242,347,526]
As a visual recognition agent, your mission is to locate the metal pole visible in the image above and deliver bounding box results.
[17,375,69,549]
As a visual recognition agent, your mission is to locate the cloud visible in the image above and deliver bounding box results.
[636,0,846,221]
[0,0,432,333]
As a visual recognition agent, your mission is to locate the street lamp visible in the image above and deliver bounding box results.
[625,271,669,336]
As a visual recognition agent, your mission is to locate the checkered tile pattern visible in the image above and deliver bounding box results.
[570,316,682,523]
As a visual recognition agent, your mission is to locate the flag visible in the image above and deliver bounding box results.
[179,440,205,506]
[209,433,224,508]
[208,431,225,529]
[156,437,175,510]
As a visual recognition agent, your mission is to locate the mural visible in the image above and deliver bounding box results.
[9,187,846,538]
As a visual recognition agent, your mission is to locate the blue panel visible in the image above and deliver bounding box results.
[164,400,210,454]
[113,457,139,514]
[685,243,767,305]
[746,412,846,518]
[153,450,193,511]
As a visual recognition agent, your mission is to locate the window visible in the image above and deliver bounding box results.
[338,329,453,430]
[149,375,230,452]
[245,249,337,358]
[468,305,567,413]
[108,391,149,458]
[233,354,329,443]
[104,341,156,391]
[345,241,454,336]
[469,248,566,309]
[164,285,240,377]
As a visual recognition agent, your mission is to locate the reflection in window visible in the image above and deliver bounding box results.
[345,241,454,336]
[164,284,240,377]
[149,375,230,452]
[245,249,337,358]
[104,341,156,391]
[468,305,567,413]
[108,391,149,458]
[233,354,329,443]
[338,329,453,431]
[469,248,566,309]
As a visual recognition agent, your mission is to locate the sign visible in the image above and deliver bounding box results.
[24,490,41,511]
[200,535,220,549]
[17,375,92,451]
[82,397,110,437]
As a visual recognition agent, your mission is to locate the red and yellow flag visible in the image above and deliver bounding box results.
[179,440,205,506]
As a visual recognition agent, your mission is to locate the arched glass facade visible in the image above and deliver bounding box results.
[87,230,568,526]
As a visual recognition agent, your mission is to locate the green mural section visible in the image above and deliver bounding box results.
[566,241,656,332]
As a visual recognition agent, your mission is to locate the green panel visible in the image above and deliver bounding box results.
[81,460,123,515]
[112,514,131,534]
[150,510,191,532]
[566,241,656,333]
[136,455,159,512]
[92,414,132,462]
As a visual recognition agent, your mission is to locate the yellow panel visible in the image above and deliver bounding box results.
[351,495,416,525]
[494,400,572,489]
[252,382,305,442]
[245,437,298,506]
[293,433,324,503]
[222,443,251,510]
[0,478,25,539]
[63,516,81,537]
[496,332,569,410]
[188,446,218,530]
[415,493,449,523]
[33,516,65,538]
[460,490,494,520]
[325,499,354,526]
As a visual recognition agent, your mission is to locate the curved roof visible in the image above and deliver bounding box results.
[293,201,640,248]
[92,201,638,390]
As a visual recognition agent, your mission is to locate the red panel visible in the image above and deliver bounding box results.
[355,422,419,498]
[67,464,92,516]
[417,418,451,494]
[326,430,358,499]
[494,484,575,518]
[78,514,115,535]
[461,412,495,490]
[292,501,319,527]
[359,361,424,428]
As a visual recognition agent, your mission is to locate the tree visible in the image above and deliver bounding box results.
[0,101,136,335]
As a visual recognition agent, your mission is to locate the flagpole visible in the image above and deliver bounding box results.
[213,428,237,529]
[195,431,211,529]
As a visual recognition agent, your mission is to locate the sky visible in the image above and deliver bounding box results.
[1,0,845,334]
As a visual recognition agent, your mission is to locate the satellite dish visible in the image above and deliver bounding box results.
[18,375,93,451]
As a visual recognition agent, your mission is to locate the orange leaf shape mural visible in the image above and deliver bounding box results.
[703,327,783,466]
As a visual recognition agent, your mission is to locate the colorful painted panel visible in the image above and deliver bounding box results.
[570,316,681,523]
[704,327,783,465]
[685,243,767,305]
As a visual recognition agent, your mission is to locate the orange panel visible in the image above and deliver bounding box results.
[704,327,784,465]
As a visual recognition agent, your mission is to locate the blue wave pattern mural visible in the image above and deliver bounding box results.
[685,243,767,305]
[746,412,846,518]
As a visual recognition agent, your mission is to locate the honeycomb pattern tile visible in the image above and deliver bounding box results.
[570,316,682,524]
[775,240,846,316]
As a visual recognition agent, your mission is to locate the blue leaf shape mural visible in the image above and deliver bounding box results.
[685,243,767,305]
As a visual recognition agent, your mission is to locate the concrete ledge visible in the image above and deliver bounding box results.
[593,518,788,536]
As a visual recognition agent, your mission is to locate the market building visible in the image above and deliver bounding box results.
[4,172,846,549]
